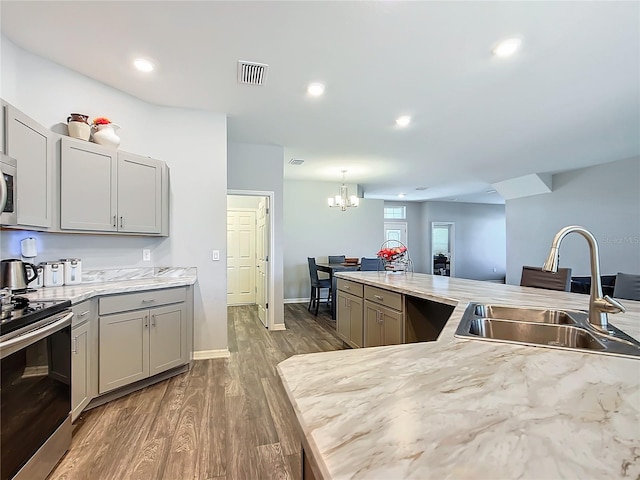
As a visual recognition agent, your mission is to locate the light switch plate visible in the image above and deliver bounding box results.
[143,249,151,261]
[212,250,220,261]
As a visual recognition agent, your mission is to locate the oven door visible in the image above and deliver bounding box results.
[0,153,17,226]
[0,311,72,480]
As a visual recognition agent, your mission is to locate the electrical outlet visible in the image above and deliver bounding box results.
[212,250,220,261]
[143,249,151,261]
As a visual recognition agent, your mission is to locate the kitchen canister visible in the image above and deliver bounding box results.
[60,258,82,285]
[42,261,65,287]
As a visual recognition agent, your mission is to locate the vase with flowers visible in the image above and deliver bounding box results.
[377,240,412,274]
[91,117,121,148]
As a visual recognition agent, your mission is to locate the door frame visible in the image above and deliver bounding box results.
[227,189,275,330]
[431,221,455,277]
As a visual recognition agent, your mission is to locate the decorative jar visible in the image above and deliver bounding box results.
[67,113,91,141]
[92,123,121,148]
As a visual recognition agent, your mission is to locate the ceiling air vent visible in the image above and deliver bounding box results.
[289,158,304,165]
[237,61,268,86]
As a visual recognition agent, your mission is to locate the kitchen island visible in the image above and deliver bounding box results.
[277,272,640,479]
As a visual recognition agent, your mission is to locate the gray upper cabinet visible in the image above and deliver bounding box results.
[117,151,162,234]
[61,137,118,232]
[4,103,53,228]
[61,136,168,235]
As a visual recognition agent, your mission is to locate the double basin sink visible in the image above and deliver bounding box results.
[455,303,640,359]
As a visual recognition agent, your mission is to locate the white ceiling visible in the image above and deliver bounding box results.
[1,1,638,204]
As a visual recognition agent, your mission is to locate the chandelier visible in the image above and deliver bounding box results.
[328,170,359,211]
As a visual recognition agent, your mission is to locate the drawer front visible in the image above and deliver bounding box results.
[71,299,97,327]
[364,285,403,311]
[337,278,363,297]
[99,287,186,315]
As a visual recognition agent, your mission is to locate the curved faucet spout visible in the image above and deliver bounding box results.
[542,225,625,331]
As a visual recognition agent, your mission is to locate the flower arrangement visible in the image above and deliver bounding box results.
[92,117,112,126]
[377,245,407,262]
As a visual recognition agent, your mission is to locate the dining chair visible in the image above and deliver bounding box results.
[613,272,640,301]
[520,265,572,291]
[328,255,346,264]
[360,257,383,271]
[307,257,332,315]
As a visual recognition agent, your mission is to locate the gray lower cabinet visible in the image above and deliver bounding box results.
[336,290,363,348]
[3,102,53,228]
[71,299,98,422]
[363,286,404,348]
[60,136,168,235]
[99,288,188,394]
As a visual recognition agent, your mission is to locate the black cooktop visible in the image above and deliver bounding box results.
[0,297,72,337]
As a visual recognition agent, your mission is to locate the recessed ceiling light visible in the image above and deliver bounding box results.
[415,186,428,191]
[396,116,411,127]
[492,38,521,58]
[307,83,325,96]
[486,189,497,194]
[134,58,154,73]
[398,193,406,198]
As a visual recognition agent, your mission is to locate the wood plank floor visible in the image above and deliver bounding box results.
[49,303,345,480]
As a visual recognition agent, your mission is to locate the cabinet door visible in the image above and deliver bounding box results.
[364,301,383,348]
[117,152,162,234]
[71,321,90,422]
[336,291,351,343]
[149,303,187,376]
[99,310,150,393]
[380,306,403,346]
[5,104,53,227]
[349,295,364,347]
[61,137,118,231]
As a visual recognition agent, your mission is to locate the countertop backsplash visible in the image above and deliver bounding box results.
[79,267,197,284]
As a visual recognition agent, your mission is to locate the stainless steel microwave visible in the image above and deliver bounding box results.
[0,153,17,225]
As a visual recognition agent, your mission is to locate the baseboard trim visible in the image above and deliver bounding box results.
[270,323,286,331]
[284,298,308,304]
[193,349,230,360]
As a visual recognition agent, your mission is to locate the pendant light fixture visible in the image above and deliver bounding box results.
[328,170,359,211]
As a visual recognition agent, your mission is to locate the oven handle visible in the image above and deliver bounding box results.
[0,311,73,359]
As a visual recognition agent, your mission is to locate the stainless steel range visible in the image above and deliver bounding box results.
[0,289,73,480]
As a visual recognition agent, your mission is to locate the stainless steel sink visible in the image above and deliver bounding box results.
[455,303,640,359]
[473,304,579,324]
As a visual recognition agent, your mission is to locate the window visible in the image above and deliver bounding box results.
[384,206,406,219]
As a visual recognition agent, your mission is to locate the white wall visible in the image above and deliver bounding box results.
[227,142,285,327]
[283,179,384,300]
[1,37,229,355]
[506,156,640,284]
[420,201,507,281]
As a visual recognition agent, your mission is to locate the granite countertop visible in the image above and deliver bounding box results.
[277,272,640,479]
[24,267,197,304]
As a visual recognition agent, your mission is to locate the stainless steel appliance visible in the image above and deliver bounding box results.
[0,153,17,226]
[0,259,38,291]
[0,293,73,480]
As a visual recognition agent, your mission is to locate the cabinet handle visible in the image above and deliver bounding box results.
[144,315,149,328]
[151,314,156,327]
[374,295,384,301]
[113,215,117,228]
[141,299,155,304]
[78,310,90,317]
[120,216,124,228]
[72,336,78,354]
[345,285,350,290]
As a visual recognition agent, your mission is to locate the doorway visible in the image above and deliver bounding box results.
[431,222,455,276]
[384,222,408,246]
[227,191,274,329]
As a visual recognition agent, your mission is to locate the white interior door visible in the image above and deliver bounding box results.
[256,198,269,327]
[384,222,408,246]
[227,210,256,305]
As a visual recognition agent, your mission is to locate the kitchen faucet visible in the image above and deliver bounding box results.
[542,225,625,332]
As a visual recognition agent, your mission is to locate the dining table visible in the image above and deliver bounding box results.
[315,262,360,319]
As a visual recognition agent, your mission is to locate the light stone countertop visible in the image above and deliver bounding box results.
[277,272,640,480]
[23,267,197,305]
